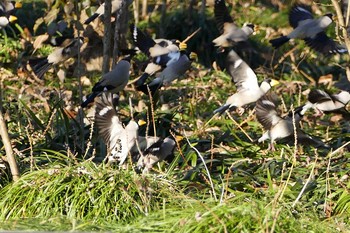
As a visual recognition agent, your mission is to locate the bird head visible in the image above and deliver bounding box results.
[264,78,280,87]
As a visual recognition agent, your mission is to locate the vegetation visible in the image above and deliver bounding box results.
[0,0,350,232]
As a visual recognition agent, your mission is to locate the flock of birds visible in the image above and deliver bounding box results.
[2,0,350,172]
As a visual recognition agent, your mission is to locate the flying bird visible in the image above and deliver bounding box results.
[136,52,197,95]
[81,56,131,108]
[213,49,279,115]
[301,89,350,115]
[94,93,146,165]
[29,37,86,79]
[269,4,347,55]
[84,0,133,24]
[256,93,329,151]
[212,0,255,51]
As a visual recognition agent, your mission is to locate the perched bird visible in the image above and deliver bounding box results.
[29,37,86,79]
[136,136,179,174]
[213,49,279,115]
[212,0,255,51]
[301,89,350,115]
[137,52,197,95]
[256,94,329,151]
[94,93,146,165]
[84,0,133,24]
[81,56,131,108]
[269,4,347,54]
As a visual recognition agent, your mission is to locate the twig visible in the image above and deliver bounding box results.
[292,153,318,208]
[226,112,253,142]
[102,0,112,73]
[183,130,217,202]
[181,28,201,44]
[0,111,20,181]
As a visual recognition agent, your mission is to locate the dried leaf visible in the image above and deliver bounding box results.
[33,34,49,50]
[44,8,59,25]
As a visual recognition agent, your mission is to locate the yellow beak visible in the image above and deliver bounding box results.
[270,79,280,87]
[9,15,17,23]
[138,119,147,126]
[175,135,184,142]
[15,2,22,8]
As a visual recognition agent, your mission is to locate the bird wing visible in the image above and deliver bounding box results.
[226,50,259,91]
[256,94,282,130]
[130,24,156,56]
[308,89,332,104]
[94,94,123,145]
[214,0,235,34]
[303,32,348,54]
[289,4,314,28]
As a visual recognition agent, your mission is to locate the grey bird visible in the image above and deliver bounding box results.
[81,56,131,108]
[212,0,255,51]
[256,94,329,151]
[136,136,182,174]
[94,93,146,165]
[130,24,187,87]
[84,0,133,24]
[301,89,350,115]
[269,4,347,55]
[137,52,197,95]
[29,37,86,79]
[213,49,279,115]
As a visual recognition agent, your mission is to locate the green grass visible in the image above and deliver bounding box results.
[1,0,350,231]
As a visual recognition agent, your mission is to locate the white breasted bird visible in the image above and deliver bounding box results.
[256,93,329,151]
[84,0,133,24]
[301,89,350,115]
[81,56,131,108]
[213,49,279,115]
[29,37,86,79]
[94,93,146,165]
[269,4,347,55]
[212,0,255,51]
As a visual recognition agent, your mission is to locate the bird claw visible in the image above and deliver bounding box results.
[236,107,245,116]
[179,42,187,51]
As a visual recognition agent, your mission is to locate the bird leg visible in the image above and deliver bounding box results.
[236,107,245,116]
[267,142,275,151]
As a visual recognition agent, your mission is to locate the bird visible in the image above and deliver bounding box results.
[256,93,329,151]
[136,136,180,174]
[136,52,197,95]
[28,37,86,79]
[81,56,131,108]
[130,24,188,88]
[269,4,347,55]
[301,89,350,115]
[0,1,20,29]
[212,0,255,51]
[213,49,279,115]
[84,0,133,24]
[94,93,146,165]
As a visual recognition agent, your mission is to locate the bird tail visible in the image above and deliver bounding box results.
[81,92,98,108]
[137,83,161,96]
[135,73,150,87]
[84,13,99,24]
[28,57,52,79]
[213,104,232,115]
[269,36,289,49]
